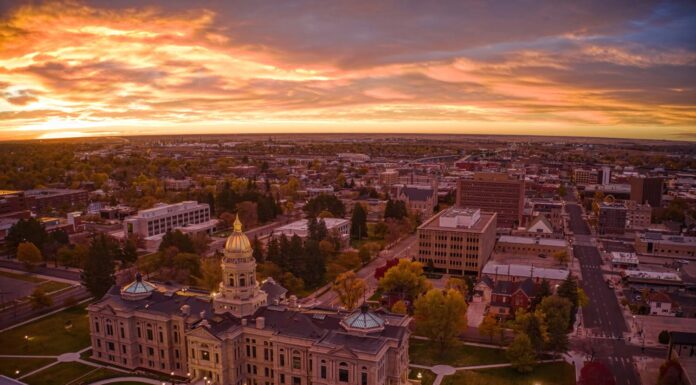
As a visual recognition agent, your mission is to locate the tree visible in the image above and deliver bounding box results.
[558,274,580,324]
[122,237,138,266]
[350,203,368,240]
[303,240,326,288]
[159,230,195,253]
[539,295,572,354]
[659,330,670,344]
[333,271,366,311]
[191,233,211,255]
[304,194,345,217]
[81,234,117,298]
[30,287,53,310]
[196,256,222,292]
[266,237,281,266]
[358,245,372,265]
[6,218,48,253]
[506,333,537,373]
[252,235,265,263]
[17,242,42,270]
[379,259,430,300]
[391,300,408,314]
[579,361,615,385]
[553,250,570,266]
[479,314,502,344]
[237,201,259,228]
[445,277,468,298]
[414,289,468,353]
[513,310,548,354]
[658,359,687,385]
[530,279,552,310]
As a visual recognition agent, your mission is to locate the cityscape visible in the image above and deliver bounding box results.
[0,2,695,385]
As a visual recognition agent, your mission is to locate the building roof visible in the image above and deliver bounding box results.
[260,278,288,304]
[225,215,251,253]
[399,186,434,202]
[482,263,569,281]
[341,304,386,332]
[497,235,567,247]
[670,331,696,345]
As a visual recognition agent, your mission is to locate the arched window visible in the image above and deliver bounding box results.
[320,360,327,379]
[361,366,368,385]
[339,362,349,382]
[240,276,246,287]
[292,351,301,369]
[229,274,235,286]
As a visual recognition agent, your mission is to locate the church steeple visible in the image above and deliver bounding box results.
[213,216,267,317]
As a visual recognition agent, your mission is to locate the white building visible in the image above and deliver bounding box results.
[611,252,639,270]
[647,292,676,316]
[124,201,217,241]
[272,218,350,246]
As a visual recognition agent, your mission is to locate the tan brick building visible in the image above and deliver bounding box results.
[88,216,411,385]
[416,207,497,275]
[456,173,524,228]
[635,232,696,260]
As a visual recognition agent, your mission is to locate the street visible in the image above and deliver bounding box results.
[301,234,417,308]
[565,196,662,385]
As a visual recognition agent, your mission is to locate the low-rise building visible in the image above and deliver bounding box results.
[123,201,217,246]
[625,201,652,230]
[635,232,696,260]
[272,218,350,247]
[495,235,567,257]
[24,188,88,213]
[487,278,536,319]
[647,292,676,316]
[610,252,639,270]
[416,207,497,275]
[481,262,569,286]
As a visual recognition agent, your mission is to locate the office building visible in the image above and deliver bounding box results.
[124,201,215,238]
[88,218,411,385]
[630,176,663,207]
[24,188,88,213]
[598,202,627,235]
[416,207,497,275]
[456,173,524,228]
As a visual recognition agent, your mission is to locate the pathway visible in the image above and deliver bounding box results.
[409,359,565,384]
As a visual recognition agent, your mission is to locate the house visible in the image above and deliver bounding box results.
[488,278,536,318]
[648,292,676,316]
[473,276,494,303]
[526,215,554,235]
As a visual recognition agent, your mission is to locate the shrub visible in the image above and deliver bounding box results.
[659,330,670,345]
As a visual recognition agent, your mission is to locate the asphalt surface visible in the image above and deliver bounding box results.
[565,196,650,385]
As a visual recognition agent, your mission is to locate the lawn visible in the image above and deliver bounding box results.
[409,368,436,385]
[0,304,91,355]
[38,280,73,293]
[23,362,96,385]
[0,270,45,283]
[409,338,508,367]
[441,362,576,385]
[0,357,55,378]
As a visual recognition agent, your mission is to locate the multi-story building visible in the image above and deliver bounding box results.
[416,207,496,275]
[598,202,627,235]
[123,201,216,238]
[0,190,27,217]
[24,188,88,213]
[635,232,696,259]
[495,235,567,257]
[625,201,652,230]
[456,173,524,228]
[88,217,412,385]
[272,218,350,247]
[573,169,598,186]
[630,176,663,207]
[379,170,399,188]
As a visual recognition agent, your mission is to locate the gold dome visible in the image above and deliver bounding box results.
[224,214,252,253]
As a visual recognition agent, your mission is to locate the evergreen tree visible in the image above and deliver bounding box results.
[530,278,552,310]
[316,219,329,241]
[278,234,291,270]
[558,274,580,325]
[307,216,319,241]
[350,203,368,240]
[267,237,281,266]
[205,191,215,215]
[6,218,48,253]
[122,237,138,266]
[288,234,305,277]
[252,235,265,263]
[159,230,195,253]
[82,234,117,298]
[304,240,326,288]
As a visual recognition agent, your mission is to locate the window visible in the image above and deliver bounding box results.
[292,377,301,385]
[94,322,100,333]
[106,320,113,336]
[201,350,210,361]
[107,342,115,351]
[339,362,349,382]
[361,367,368,385]
[292,352,301,369]
[320,360,327,379]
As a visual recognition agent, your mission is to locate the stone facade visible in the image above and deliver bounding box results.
[88,216,411,385]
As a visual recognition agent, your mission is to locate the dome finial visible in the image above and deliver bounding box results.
[234,214,243,232]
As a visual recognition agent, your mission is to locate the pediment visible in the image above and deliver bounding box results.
[187,325,220,341]
[328,345,359,358]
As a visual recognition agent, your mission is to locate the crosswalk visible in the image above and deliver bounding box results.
[606,356,634,365]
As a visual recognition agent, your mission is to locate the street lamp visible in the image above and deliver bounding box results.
[417,372,422,380]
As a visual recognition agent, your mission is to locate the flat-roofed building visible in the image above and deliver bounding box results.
[24,188,88,213]
[416,207,497,275]
[481,262,569,286]
[0,190,27,216]
[456,173,524,228]
[124,201,215,238]
[610,252,639,270]
[630,176,663,207]
[574,169,598,185]
[272,218,350,247]
[495,235,567,257]
[635,232,696,260]
[625,200,652,230]
[598,202,627,235]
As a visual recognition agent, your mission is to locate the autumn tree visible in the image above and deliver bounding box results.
[379,259,430,300]
[30,287,53,310]
[6,218,48,254]
[553,250,570,266]
[17,241,42,270]
[578,361,615,385]
[196,256,222,292]
[445,277,468,298]
[159,230,195,254]
[513,310,548,355]
[333,271,367,311]
[507,333,537,373]
[530,278,552,310]
[414,288,468,353]
[539,295,573,354]
[479,314,502,344]
[391,300,408,314]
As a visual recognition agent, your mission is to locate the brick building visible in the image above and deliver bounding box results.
[456,173,524,228]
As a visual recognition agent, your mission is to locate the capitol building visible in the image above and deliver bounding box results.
[87,216,411,385]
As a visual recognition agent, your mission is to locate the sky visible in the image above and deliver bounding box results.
[0,0,695,141]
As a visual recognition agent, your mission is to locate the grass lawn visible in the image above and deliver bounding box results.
[0,304,91,355]
[0,270,45,283]
[0,357,55,378]
[23,362,96,385]
[409,338,508,367]
[409,368,436,385]
[74,367,126,384]
[38,280,72,293]
[441,362,576,385]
